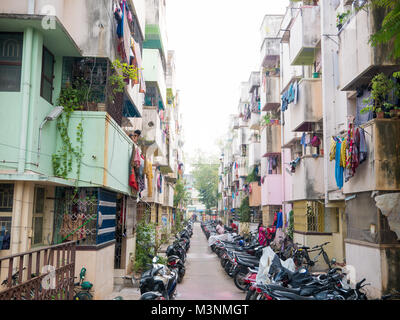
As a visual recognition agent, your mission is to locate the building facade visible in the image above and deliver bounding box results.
[218,0,400,298]
[0,0,184,300]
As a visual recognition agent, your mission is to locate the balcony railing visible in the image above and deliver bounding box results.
[343,119,400,194]
[289,79,322,132]
[262,174,283,206]
[338,5,400,91]
[262,76,281,111]
[249,72,260,93]
[142,106,165,156]
[250,112,261,130]
[289,5,321,66]
[249,182,261,207]
[261,124,282,156]
[0,241,76,300]
[261,38,281,69]
[248,142,261,168]
[290,155,324,201]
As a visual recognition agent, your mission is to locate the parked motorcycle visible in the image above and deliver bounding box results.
[139,256,178,300]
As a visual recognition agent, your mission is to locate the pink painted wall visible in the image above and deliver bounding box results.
[261,174,283,206]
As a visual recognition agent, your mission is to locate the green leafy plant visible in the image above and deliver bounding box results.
[336,10,351,29]
[369,0,400,60]
[134,220,157,272]
[238,196,251,223]
[360,73,394,114]
[108,59,138,97]
[261,114,271,126]
[52,80,86,188]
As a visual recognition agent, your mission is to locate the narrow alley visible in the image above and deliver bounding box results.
[176,222,244,300]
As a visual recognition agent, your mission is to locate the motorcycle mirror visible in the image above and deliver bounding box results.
[152,256,159,263]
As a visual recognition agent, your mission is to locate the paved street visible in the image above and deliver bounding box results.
[176,222,245,300]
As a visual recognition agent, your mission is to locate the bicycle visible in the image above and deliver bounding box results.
[293,242,336,270]
[73,267,93,300]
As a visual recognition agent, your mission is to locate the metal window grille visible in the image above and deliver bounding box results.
[0,32,23,92]
[306,202,324,232]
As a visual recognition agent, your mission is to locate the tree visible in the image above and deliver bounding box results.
[369,0,400,59]
[238,196,251,223]
[191,157,219,213]
[173,177,190,209]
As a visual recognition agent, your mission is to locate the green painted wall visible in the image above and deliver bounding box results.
[0,27,133,195]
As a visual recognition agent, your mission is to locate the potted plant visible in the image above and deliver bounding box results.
[394,106,400,119]
[360,73,394,119]
[375,107,384,119]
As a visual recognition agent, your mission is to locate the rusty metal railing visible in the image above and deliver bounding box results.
[0,241,76,300]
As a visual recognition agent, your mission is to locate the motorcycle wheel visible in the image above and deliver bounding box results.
[74,291,92,300]
[178,269,185,283]
[245,289,256,300]
[233,272,248,291]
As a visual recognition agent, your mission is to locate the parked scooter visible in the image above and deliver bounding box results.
[166,243,186,283]
[139,256,178,300]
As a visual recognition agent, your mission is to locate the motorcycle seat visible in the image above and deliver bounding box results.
[236,256,260,267]
[273,290,316,300]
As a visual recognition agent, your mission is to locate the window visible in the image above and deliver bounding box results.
[32,186,45,245]
[0,183,13,250]
[0,33,23,92]
[306,201,324,232]
[0,183,14,212]
[40,47,55,103]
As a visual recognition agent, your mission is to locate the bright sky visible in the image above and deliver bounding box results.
[165,0,289,169]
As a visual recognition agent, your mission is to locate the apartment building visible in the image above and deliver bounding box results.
[0,0,184,300]
[219,0,400,298]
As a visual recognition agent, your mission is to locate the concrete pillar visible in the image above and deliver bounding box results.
[11,181,24,254]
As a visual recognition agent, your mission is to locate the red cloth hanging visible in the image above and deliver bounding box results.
[129,169,138,190]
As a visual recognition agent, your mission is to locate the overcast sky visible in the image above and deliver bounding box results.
[165,0,289,170]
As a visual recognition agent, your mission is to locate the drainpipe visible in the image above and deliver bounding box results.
[17,27,34,174]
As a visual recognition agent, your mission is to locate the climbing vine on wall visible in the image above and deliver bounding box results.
[52,79,86,186]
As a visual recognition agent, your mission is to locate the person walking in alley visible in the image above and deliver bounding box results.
[258,222,267,246]
[216,220,225,235]
[230,219,238,233]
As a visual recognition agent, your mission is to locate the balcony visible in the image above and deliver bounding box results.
[142,48,167,109]
[282,110,302,148]
[261,124,281,156]
[289,5,321,66]
[290,156,324,202]
[239,116,250,129]
[250,112,261,130]
[262,174,283,206]
[249,182,261,207]
[262,76,281,111]
[289,79,322,132]
[232,116,240,129]
[141,106,165,156]
[261,38,281,69]
[248,142,261,168]
[260,15,284,40]
[154,154,172,174]
[338,6,400,91]
[343,119,400,194]
[249,72,260,93]
[238,157,248,177]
